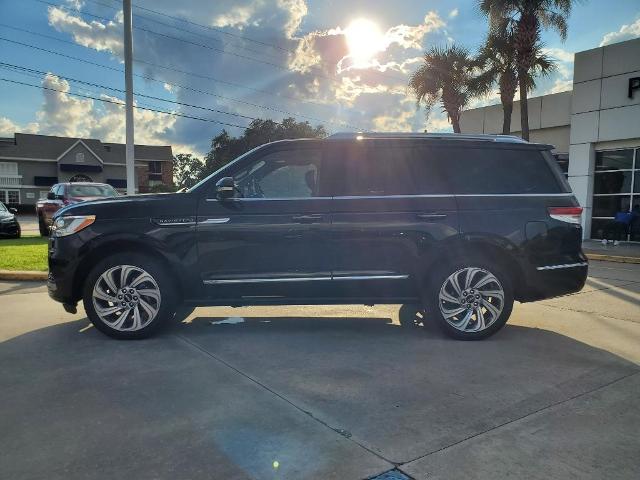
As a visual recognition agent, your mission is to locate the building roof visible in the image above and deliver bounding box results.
[0,133,173,163]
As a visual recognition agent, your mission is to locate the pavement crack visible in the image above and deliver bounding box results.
[174,333,393,466]
[400,370,640,467]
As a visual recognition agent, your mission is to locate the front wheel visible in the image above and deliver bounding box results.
[83,254,177,339]
[423,262,514,340]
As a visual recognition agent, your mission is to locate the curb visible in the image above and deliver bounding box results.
[0,270,48,281]
[584,253,640,265]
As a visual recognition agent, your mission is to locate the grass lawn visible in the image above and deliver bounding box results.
[0,235,48,271]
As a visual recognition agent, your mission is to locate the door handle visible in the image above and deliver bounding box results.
[292,214,323,223]
[416,213,447,220]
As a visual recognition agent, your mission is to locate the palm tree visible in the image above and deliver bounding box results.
[409,45,480,133]
[478,0,579,140]
[474,18,556,134]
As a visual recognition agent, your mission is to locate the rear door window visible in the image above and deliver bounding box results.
[332,143,449,196]
[434,147,565,194]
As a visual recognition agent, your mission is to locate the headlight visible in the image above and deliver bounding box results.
[51,215,96,237]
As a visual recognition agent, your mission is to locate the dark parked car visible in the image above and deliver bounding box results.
[0,201,20,238]
[36,182,119,236]
[47,133,588,340]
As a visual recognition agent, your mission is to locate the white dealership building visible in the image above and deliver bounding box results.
[460,37,640,241]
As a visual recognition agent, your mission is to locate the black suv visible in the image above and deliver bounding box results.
[47,133,587,340]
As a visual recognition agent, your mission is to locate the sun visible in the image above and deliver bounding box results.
[345,18,384,66]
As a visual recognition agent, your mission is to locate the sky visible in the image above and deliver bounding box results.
[0,0,639,156]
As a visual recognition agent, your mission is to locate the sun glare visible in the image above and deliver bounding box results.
[345,18,384,66]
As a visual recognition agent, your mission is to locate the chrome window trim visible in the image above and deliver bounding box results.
[536,262,588,271]
[205,193,573,202]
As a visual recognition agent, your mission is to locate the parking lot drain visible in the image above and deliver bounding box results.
[369,469,412,480]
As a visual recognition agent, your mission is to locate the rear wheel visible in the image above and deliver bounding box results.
[423,261,513,340]
[83,253,177,339]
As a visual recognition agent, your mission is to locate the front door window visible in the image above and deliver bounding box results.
[233,149,321,199]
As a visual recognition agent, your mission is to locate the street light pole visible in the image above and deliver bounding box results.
[123,0,135,195]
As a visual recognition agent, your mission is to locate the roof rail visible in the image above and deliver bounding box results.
[327,132,527,143]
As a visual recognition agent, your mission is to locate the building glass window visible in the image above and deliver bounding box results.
[0,162,18,175]
[0,189,20,204]
[591,148,640,242]
[75,152,85,163]
[148,161,163,181]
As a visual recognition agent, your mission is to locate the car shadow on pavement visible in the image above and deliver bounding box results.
[1,315,639,479]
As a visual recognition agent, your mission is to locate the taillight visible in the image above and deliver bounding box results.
[548,206,583,224]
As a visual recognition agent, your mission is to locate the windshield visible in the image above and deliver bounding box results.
[67,184,118,198]
[0,202,6,212]
[187,144,267,193]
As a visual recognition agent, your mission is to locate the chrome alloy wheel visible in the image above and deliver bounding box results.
[92,265,161,331]
[438,267,504,333]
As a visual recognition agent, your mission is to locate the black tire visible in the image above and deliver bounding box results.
[398,303,425,328]
[422,259,514,340]
[83,253,177,339]
[173,304,196,323]
[38,217,49,237]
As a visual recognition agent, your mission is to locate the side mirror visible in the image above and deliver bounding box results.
[9,207,17,214]
[215,177,236,199]
[47,192,56,200]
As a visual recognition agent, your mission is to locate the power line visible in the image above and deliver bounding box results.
[0,62,265,123]
[83,0,284,62]
[35,0,344,87]
[0,77,249,130]
[93,0,292,54]
[0,34,359,129]
[123,0,409,83]
[37,0,408,87]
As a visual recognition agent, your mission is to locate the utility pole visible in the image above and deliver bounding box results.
[123,0,135,195]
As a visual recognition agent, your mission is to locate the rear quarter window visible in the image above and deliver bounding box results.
[435,147,566,194]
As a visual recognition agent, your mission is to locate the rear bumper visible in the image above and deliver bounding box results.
[519,256,588,302]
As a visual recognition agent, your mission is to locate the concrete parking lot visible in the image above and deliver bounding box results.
[0,261,639,480]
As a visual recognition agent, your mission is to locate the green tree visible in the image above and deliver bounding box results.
[478,0,580,140]
[408,45,482,133]
[173,153,204,190]
[203,117,326,178]
[474,17,555,134]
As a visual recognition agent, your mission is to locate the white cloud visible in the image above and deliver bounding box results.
[425,112,453,133]
[48,6,124,57]
[449,8,459,19]
[542,47,574,63]
[600,17,640,46]
[545,78,573,95]
[291,11,445,75]
[372,108,415,131]
[19,74,177,147]
[0,117,39,137]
